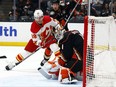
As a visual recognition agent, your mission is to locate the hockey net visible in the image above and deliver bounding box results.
[83,16,116,87]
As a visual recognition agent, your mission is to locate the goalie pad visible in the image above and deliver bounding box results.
[42,60,61,73]
[41,55,64,78]
[58,67,78,84]
[40,50,65,79]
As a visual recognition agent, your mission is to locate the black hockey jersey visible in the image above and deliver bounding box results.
[58,30,83,72]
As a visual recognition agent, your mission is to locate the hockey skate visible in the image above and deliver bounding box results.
[5,61,19,70]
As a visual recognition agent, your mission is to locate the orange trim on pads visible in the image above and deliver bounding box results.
[55,50,61,56]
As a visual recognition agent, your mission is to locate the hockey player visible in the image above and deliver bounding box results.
[5,9,63,70]
[46,0,80,31]
[41,30,83,83]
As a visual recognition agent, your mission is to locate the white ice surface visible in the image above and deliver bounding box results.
[0,46,82,87]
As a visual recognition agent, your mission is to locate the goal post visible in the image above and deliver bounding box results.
[83,16,116,87]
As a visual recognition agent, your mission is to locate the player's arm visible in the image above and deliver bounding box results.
[50,17,66,40]
[50,17,63,30]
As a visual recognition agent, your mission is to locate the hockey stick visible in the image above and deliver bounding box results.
[15,37,56,66]
[0,55,7,59]
[54,0,80,31]
[63,1,80,29]
[5,38,56,70]
[38,67,52,79]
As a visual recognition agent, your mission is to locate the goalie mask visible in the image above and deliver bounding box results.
[34,9,43,24]
[53,29,65,41]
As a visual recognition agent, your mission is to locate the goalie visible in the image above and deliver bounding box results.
[41,30,83,84]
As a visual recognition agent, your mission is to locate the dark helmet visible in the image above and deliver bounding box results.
[51,0,60,4]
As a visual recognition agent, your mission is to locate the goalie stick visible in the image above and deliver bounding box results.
[63,0,81,29]
[0,55,7,59]
[38,67,52,79]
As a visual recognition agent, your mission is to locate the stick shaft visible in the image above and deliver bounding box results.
[0,56,7,59]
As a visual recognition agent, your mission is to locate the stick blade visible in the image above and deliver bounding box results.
[0,56,7,59]
[38,67,52,79]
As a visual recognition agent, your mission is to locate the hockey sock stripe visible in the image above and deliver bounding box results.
[16,54,24,62]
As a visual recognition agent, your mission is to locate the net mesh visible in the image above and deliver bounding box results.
[84,16,116,87]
